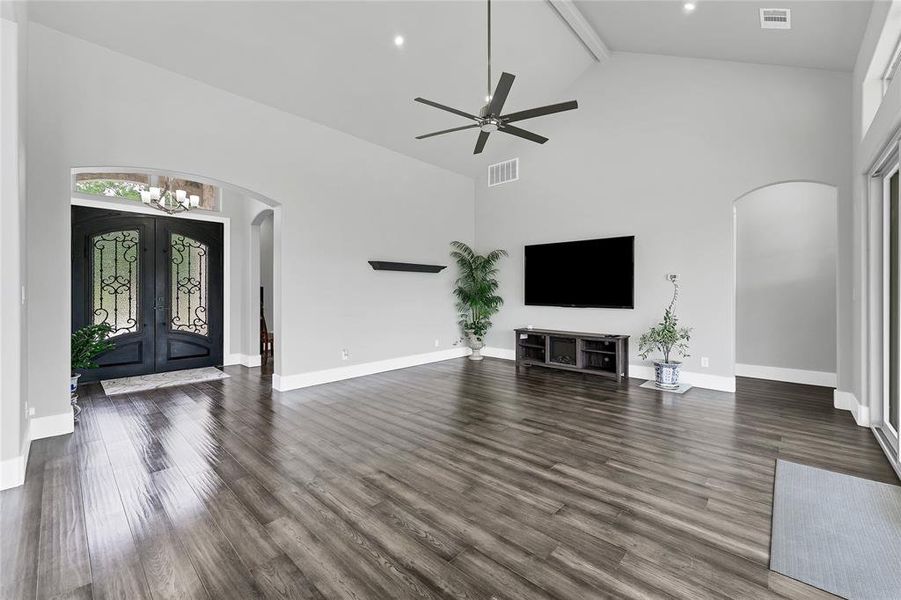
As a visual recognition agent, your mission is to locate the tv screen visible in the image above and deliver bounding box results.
[524,236,634,308]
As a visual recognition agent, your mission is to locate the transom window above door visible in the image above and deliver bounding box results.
[74,171,221,211]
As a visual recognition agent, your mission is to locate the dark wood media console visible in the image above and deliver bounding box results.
[514,328,629,382]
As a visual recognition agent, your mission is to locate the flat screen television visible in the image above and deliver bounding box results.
[524,236,634,308]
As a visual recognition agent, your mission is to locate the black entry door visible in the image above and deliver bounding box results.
[73,206,223,382]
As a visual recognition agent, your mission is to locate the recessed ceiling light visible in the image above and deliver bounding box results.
[683,2,696,13]
[394,35,404,47]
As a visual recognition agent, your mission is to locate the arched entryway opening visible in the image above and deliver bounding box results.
[70,167,281,384]
[733,181,838,387]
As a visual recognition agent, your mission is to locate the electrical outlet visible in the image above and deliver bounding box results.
[434,339,440,348]
[341,349,349,361]
[28,406,35,417]
[700,357,709,368]
[666,273,679,282]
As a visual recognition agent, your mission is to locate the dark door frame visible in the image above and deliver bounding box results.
[72,204,225,381]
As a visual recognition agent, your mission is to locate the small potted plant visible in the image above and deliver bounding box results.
[638,276,691,389]
[71,323,115,418]
[450,241,507,361]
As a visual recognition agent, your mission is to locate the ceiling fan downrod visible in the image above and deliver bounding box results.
[412,0,579,154]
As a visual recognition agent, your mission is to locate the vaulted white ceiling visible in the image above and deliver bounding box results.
[26,1,874,178]
[27,1,595,178]
[576,0,872,72]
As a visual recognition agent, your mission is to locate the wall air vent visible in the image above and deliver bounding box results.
[760,8,791,29]
[488,158,519,187]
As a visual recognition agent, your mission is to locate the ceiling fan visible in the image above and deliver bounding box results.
[414,0,578,155]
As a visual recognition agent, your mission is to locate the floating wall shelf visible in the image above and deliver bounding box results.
[368,261,447,273]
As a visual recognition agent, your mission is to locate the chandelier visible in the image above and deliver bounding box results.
[139,185,200,214]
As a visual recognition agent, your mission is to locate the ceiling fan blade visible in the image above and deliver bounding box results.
[415,124,480,139]
[414,97,479,121]
[488,72,515,116]
[473,131,490,154]
[501,100,578,124]
[498,124,548,144]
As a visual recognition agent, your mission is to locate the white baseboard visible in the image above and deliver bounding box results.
[273,347,471,391]
[735,363,836,387]
[0,436,31,491]
[628,364,736,393]
[480,347,735,393]
[482,346,516,360]
[30,411,74,440]
[3,410,72,490]
[834,390,870,427]
[224,353,263,368]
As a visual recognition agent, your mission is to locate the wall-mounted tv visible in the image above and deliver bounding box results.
[524,236,634,308]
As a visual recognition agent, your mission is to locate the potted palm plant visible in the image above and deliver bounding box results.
[71,323,114,418]
[450,241,508,360]
[638,276,691,389]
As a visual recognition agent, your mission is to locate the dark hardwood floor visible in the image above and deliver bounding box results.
[2,358,897,600]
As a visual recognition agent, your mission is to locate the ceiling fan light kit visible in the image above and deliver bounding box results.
[414,0,578,154]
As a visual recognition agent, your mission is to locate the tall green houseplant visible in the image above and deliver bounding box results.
[71,323,115,373]
[450,241,507,360]
[638,276,691,389]
[70,322,115,422]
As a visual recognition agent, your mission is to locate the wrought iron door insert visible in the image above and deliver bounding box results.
[73,206,223,381]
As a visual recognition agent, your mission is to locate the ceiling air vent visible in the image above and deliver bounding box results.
[760,8,791,30]
[488,158,519,187]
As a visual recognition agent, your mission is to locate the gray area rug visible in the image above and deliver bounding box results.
[101,366,228,396]
[770,459,901,599]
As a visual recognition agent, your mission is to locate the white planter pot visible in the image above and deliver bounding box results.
[654,361,681,389]
[466,333,484,361]
[70,373,82,422]
[70,373,81,395]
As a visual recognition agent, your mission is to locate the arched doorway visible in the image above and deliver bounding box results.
[734,181,838,387]
[70,167,281,381]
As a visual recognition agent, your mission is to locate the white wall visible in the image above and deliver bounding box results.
[1,11,30,489]
[260,213,274,328]
[25,24,474,423]
[735,182,837,375]
[475,52,852,390]
[217,187,269,362]
[851,1,901,442]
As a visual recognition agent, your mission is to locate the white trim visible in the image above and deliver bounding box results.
[735,363,837,387]
[272,347,470,391]
[482,346,516,360]
[480,348,735,392]
[628,364,736,393]
[224,353,262,368]
[0,436,30,491]
[545,0,610,62]
[29,411,74,440]
[0,455,26,490]
[834,390,871,427]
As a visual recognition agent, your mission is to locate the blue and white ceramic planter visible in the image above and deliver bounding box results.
[654,361,681,389]
[70,373,81,422]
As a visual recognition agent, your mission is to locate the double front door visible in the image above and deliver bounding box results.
[72,206,223,382]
